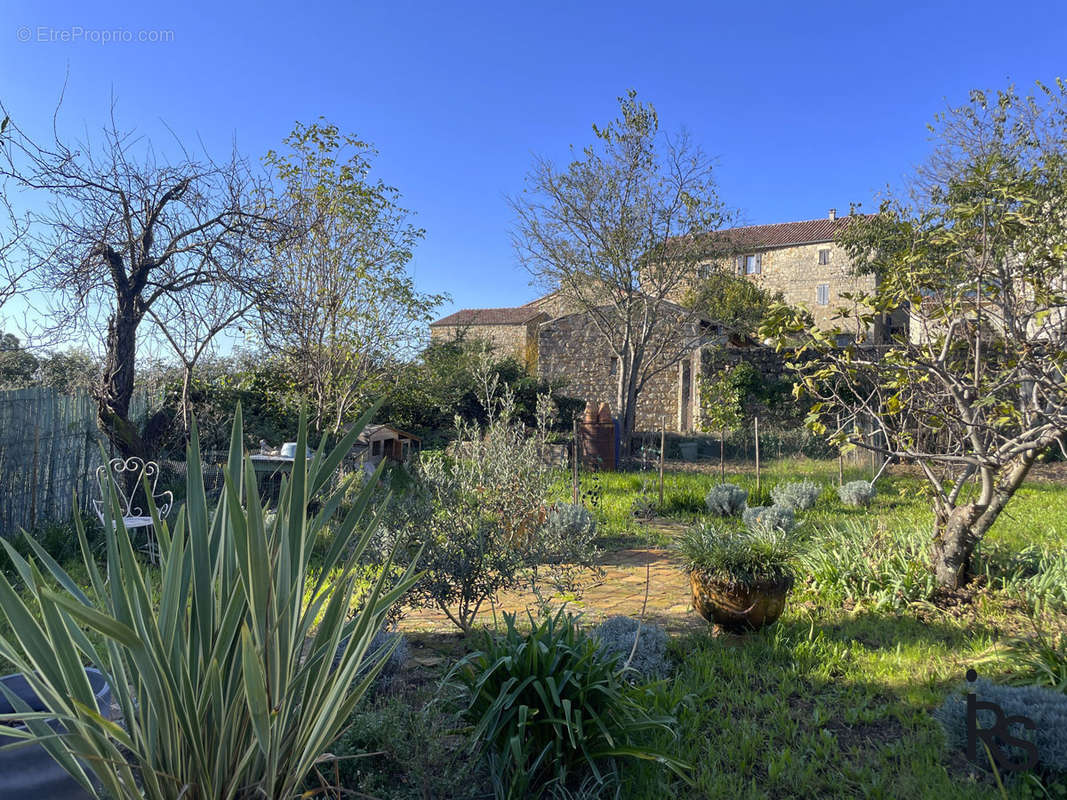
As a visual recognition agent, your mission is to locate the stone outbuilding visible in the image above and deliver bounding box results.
[428,213,906,434]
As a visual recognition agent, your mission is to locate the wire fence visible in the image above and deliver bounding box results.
[0,387,103,538]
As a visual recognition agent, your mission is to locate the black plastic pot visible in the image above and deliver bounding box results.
[0,668,112,799]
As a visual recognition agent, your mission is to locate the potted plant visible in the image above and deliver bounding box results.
[674,523,800,632]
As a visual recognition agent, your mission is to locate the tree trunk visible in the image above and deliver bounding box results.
[100,294,148,459]
[720,427,725,484]
[930,455,1039,589]
[931,504,983,590]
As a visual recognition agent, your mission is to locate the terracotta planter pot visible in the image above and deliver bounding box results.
[689,571,793,632]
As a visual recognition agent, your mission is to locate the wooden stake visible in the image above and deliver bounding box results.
[658,422,665,509]
[837,414,844,486]
[572,416,580,505]
[754,415,761,493]
[720,426,726,485]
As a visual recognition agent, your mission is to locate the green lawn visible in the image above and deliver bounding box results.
[579,458,1067,799]
[3,456,1066,798]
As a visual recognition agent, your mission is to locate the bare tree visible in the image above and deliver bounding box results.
[765,82,1067,589]
[146,279,259,437]
[511,91,730,446]
[0,103,282,457]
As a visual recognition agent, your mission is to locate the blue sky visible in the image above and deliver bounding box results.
[3,0,1067,328]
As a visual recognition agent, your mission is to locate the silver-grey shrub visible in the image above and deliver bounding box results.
[934,678,1067,772]
[838,480,876,508]
[705,483,748,516]
[771,479,821,511]
[743,504,797,534]
[591,616,671,681]
[542,503,597,558]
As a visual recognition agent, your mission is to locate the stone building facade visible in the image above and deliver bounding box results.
[428,212,903,434]
[428,307,548,369]
[535,307,708,432]
[689,211,908,343]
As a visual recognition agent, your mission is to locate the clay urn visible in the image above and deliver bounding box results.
[583,400,598,423]
[597,402,613,424]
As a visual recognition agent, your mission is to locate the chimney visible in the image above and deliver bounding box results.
[828,208,837,221]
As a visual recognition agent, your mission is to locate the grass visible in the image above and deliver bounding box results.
[4,455,1067,797]
[551,456,1067,798]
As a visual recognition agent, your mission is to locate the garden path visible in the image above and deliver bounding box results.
[397,519,708,636]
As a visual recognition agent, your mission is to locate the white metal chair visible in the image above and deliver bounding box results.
[93,458,173,557]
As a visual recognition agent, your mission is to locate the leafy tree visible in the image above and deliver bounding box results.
[512,91,730,448]
[0,332,37,387]
[698,364,745,483]
[764,81,1067,589]
[684,270,783,343]
[261,120,447,434]
[379,336,582,445]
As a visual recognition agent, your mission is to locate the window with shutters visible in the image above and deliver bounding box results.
[736,253,761,275]
[818,248,830,265]
[817,284,830,305]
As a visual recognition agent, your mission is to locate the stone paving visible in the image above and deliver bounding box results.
[397,519,708,636]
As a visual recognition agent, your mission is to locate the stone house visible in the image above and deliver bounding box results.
[431,292,717,433]
[428,212,905,434]
[428,306,549,369]
[690,210,908,344]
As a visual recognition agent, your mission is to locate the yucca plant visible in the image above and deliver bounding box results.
[454,608,690,799]
[0,404,419,799]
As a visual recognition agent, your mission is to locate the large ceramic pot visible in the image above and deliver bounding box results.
[689,571,793,632]
[0,668,112,799]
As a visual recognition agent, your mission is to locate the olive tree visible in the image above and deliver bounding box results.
[764,82,1067,589]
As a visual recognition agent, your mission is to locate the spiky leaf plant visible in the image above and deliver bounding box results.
[0,404,419,799]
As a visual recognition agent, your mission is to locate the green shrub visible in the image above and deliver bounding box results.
[326,692,487,799]
[975,542,1067,612]
[392,390,554,633]
[674,522,799,589]
[742,504,797,534]
[838,480,876,507]
[0,405,418,799]
[454,608,688,799]
[800,520,936,610]
[704,483,748,516]
[934,678,1067,773]
[770,479,821,511]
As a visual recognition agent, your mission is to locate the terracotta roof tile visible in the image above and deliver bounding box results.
[430,307,546,327]
[710,215,872,250]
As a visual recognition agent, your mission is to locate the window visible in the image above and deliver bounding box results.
[371,440,381,456]
[818,248,830,265]
[817,284,830,305]
[834,333,855,348]
[736,253,761,275]
[608,356,618,376]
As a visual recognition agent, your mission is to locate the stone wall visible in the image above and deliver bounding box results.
[700,345,790,384]
[429,322,536,366]
[702,241,875,333]
[536,310,704,433]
